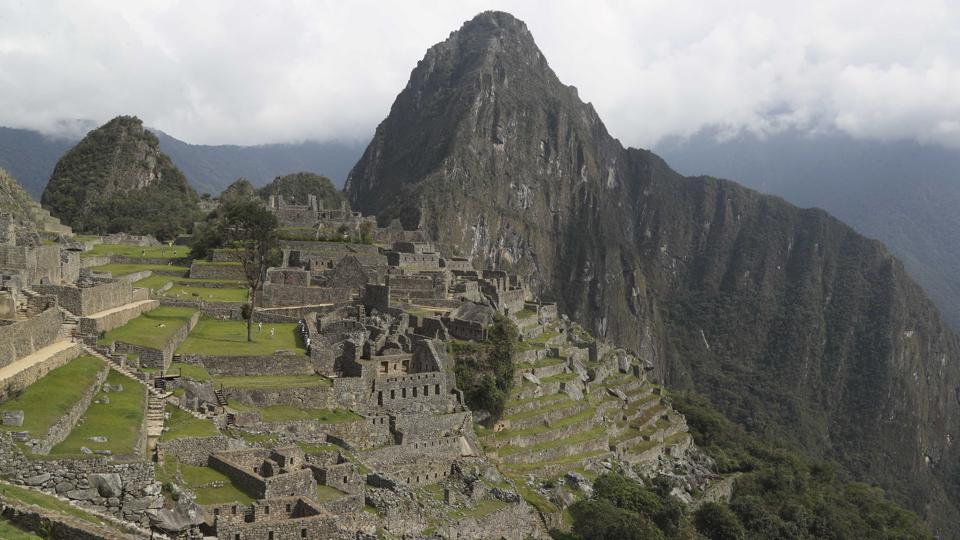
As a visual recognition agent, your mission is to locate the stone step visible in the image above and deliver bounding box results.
[499,426,610,465]
[504,398,586,431]
[490,405,598,450]
[503,393,567,417]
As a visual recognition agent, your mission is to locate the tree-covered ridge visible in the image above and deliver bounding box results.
[562,393,931,540]
[256,171,346,209]
[41,115,200,240]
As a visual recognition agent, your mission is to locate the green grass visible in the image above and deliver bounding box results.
[158,459,253,505]
[0,482,111,528]
[498,426,607,457]
[503,449,610,475]
[167,362,212,381]
[161,405,218,441]
[88,263,189,277]
[504,395,574,423]
[0,355,104,436]
[81,243,189,259]
[50,370,146,457]
[315,484,346,502]
[215,375,330,390]
[98,306,196,349]
[159,284,248,302]
[193,260,241,266]
[496,404,596,440]
[229,404,359,423]
[540,372,577,384]
[505,392,566,410]
[464,499,507,518]
[177,317,306,356]
[133,274,244,289]
[0,518,42,539]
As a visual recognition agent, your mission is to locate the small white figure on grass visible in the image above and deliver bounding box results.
[270,327,275,339]
[258,322,263,332]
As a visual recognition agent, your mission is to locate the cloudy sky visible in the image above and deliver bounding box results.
[1,0,959,148]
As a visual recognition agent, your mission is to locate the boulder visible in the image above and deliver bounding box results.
[66,488,99,501]
[25,472,50,486]
[55,481,75,494]
[607,387,628,402]
[2,410,24,427]
[522,373,541,385]
[89,436,108,443]
[91,473,123,498]
[12,431,29,442]
[79,446,92,454]
[149,500,205,532]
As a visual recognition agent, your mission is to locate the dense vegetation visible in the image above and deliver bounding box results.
[451,315,518,420]
[563,392,931,539]
[41,116,201,240]
[0,168,41,229]
[256,171,347,209]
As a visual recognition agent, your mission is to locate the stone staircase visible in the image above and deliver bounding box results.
[145,393,165,453]
[79,344,206,421]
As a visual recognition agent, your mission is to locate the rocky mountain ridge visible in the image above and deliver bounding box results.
[346,10,960,532]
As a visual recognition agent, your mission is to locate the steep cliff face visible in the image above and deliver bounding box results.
[41,116,200,239]
[346,11,960,529]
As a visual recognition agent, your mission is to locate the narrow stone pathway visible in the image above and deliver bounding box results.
[0,340,78,385]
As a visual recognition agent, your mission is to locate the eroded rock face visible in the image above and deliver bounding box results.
[346,10,960,527]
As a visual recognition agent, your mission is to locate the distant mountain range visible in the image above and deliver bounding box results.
[655,130,960,330]
[0,125,365,198]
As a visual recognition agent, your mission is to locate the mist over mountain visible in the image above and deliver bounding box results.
[655,131,960,330]
[347,10,960,532]
[0,125,364,199]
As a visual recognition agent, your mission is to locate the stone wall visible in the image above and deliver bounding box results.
[0,245,61,287]
[260,283,353,308]
[215,511,341,540]
[392,411,471,444]
[372,371,449,410]
[0,307,62,369]
[80,299,159,335]
[0,434,162,529]
[224,384,339,410]
[0,343,81,402]
[36,280,133,316]
[158,436,238,467]
[181,354,314,377]
[189,262,245,280]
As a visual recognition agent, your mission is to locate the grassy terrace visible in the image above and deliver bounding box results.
[215,375,330,390]
[133,275,248,302]
[51,370,146,457]
[495,404,596,440]
[505,392,566,410]
[166,362,212,381]
[157,459,253,505]
[229,404,358,423]
[89,263,189,277]
[504,395,577,423]
[539,371,578,385]
[0,482,116,530]
[315,484,347,503]
[161,405,219,441]
[81,244,189,259]
[515,355,567,370]
[498,425,607,457]
[98,306,196,350]
[177,318,306,356]
[0,355,104,436]
[502,449,610,475]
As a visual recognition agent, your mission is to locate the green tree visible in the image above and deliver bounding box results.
[218,199,280,341]
[694,502,746,540]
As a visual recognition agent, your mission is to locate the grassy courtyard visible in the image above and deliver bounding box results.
[166,362,212,381]
[228,404,359,423]
[177,317,306,356]
[88,263,189,277]
[98,306,196,350]
[81,243,189,259]
[0,355,104,437]
[50,370,146,457]
[132,274,249,302]
[161,405,219,441]
[156,459,253,505]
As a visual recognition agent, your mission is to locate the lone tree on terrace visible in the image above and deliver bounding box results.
[220,199,280,341]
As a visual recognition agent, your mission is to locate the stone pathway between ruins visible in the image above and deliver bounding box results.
[0,339,76,385]
[84,298,157,320]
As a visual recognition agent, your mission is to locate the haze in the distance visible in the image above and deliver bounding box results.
[2,0,959,149]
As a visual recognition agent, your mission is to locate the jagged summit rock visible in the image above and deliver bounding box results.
[346,10,960,529]
[41,115,200,239]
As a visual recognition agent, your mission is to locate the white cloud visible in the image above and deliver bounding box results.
[0,0,958,148]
